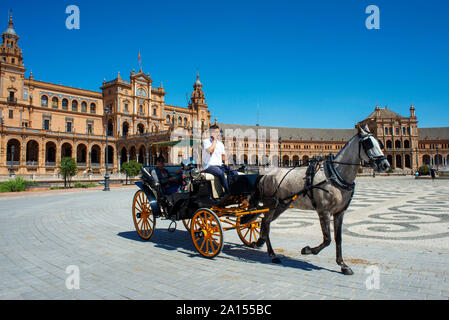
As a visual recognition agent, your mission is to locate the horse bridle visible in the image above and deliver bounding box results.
[332,133,387,168]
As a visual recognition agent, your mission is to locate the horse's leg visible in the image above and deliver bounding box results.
[334,211,353,275]
[254,213,281,263]
[301,211,331,255]
[264,219,281,263]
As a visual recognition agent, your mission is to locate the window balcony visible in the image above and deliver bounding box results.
[7,97,17,104]
[45,162,56,167]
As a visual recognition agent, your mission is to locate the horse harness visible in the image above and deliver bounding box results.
[266,155,356,211]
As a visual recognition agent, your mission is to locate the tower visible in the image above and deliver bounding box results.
[189,73,210,130]
[0,10,25,102]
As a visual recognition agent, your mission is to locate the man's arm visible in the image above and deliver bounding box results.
[206,137,217,155]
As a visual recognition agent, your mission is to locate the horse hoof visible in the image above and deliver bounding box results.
[341,267,354,275]
[250,242,258,248]
[272,257,282,264]
[301,246,312,255]
[256,238,265,248]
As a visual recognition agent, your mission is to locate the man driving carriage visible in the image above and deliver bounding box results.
[202,124,237,196]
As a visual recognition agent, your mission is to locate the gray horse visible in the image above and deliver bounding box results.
[247,124,390,275]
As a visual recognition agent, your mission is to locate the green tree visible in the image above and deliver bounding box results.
[59,157,78,188]
[418,165,430,176]
[120,160,142,184]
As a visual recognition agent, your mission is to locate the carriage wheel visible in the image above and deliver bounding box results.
[190,209,224,258]
[132,190,156,240]
[182,219,191,232]
[236,216,262,247]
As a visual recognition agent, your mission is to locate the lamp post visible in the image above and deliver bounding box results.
[103,106,111,191]
[415,147,419,173]
[9,145,15,177]
[87,151,92,177]
[145,131,150,167]
[278,137,282,167]
[436,145,439,171]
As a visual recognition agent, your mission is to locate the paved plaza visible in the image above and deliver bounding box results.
[0,177,448,300]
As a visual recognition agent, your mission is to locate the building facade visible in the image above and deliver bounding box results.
[220,105,449,172]
[0,14,210,176]
[1,14,448,177]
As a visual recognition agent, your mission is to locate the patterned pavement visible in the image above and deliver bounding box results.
[0,177,448,300]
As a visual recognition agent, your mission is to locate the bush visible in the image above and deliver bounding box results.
[0,177,27,192]
[386,166,395,174]
[73,181,98,189]
[59,157,78,188]
[418,166,430,176]
[120,160,142,184]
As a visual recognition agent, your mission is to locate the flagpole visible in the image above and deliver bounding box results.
[139,51,142,71]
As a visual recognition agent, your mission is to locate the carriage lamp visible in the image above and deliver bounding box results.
[9,145,15,177]
[103,106,111,191]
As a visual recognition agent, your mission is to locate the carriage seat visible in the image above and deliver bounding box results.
[201,171,244,199]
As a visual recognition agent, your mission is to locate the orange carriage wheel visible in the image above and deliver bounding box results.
[182,219,192,232]
[190,209,224,258]
[132,190,156,240]
[236,215,262,247]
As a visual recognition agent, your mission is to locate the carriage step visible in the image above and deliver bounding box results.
[168,221,177,233]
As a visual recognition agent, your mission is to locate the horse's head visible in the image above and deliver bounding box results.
[357,124,390,172]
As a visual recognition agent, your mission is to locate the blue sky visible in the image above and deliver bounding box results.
[3,0,449,128]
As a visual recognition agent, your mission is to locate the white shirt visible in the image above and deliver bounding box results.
[202,138,225,169]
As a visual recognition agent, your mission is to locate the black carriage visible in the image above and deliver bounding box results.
[132,162,267,258]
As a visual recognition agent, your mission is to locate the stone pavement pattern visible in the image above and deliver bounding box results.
[0,177,448,300]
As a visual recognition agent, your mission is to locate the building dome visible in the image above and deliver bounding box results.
[3,11,17,38]
[3,26,16,36]
[194,73,202,87]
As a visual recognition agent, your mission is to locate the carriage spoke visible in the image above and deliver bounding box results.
[208,239,215,252]
[243,227,250,239]
[199,237,206,251]
[211,237,220,248]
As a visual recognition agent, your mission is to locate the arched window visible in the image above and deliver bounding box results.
[137,123,145,135]
[404,140,410,149]
[184,118,188,127]
[178,117,182,125]
[153,108,157,116]
[62,98,69,110]
[51,97,58,108]
[72,100,78,112]
[166,115,170,124]
[90,103,96,114]
[122,122,129,137]
[41,95,48,107]
[81,101,87,113]
[395,140,401,149]
[386,140,392,149]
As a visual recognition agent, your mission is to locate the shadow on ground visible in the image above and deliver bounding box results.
[117,228,339,274]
